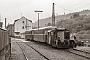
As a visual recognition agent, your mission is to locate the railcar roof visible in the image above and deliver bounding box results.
[51,28,69,32]
[57,28,69,31]
[25,26,69,32]
[57,28,67,30]
[32,26,57,31]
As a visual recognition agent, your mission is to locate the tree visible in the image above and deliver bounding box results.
[73,13,80,18]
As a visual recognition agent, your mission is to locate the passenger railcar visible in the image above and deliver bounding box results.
[25,26,77,48]
[25,26,56,42]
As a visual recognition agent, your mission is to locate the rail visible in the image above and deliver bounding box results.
[66,48,90,59]
[24,43,49,60]
[16,42,28,60]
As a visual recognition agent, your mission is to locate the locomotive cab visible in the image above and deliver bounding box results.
[50,28,71,48]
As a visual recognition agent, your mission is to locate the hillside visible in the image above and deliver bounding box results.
[56,15,90,32]
[33,10,90,27]
[56,13,90,39]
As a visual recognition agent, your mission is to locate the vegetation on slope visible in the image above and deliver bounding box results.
[56,13,90,39]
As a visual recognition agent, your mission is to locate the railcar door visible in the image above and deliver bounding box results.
[47,31,51,45]
[50,30,57,47]
[48,32,51,44]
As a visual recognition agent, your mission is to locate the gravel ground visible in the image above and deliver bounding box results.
[25,41,90,60]
[11,38,90,60]
[11,38,47,60]
[17,42,47,60]
[11,42,26,60]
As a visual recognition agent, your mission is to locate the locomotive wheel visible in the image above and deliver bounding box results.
[63,40,69,48]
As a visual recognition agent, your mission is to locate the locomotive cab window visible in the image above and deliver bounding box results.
[57,31,64,40]
[64,31,70,39]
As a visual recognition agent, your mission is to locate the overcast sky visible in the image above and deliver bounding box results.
[0,0,90,25]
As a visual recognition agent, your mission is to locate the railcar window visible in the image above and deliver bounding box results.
[33,30,38,34]
[33,30,45,34]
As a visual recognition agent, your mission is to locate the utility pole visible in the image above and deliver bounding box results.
[52,3,55,26]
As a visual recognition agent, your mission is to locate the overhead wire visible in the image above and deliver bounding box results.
[54,3,72,12]
[54,3,72,15]
[67,0,86,9]
[68,2,90,12]
[54,0,89,15]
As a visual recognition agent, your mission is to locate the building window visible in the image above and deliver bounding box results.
[22,26,24,29]
[22,21,24,24]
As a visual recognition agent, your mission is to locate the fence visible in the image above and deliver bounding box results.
[0,28,11,60]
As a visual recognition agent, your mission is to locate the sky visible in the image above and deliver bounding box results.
[0,0,90,25]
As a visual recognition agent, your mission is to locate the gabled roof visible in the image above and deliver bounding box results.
[14,16,32,23]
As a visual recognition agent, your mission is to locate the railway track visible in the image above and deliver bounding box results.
[16,41,49,60]
[66,48,90,59]
[24,42,49,60]
[16,42,28,60]
[28,41,90,59]
[27,42,90,60]
[24,41,89,60]
[12,39,89,60]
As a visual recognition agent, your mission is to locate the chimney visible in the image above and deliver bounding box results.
[0,22,3,28]
[5,18,6,28]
